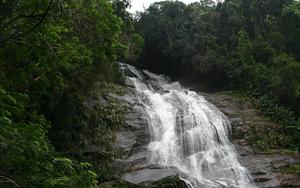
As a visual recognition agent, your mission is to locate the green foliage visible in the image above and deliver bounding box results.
[249,124,289,151]
[79,96,127,158]
[229,92,300,151]
[0,0,129,187]
[47,83,127,184]
[255,95,293,124]
[0,87,97,187]
[281,1,300,60]
[136,0,300,150]
[285,119,300,151]
[135,0,300,150]
[46,160,97,188]
[0,0,124,100]
[136,1,228,87]
[127,33,145,63]
[279,163,300,174]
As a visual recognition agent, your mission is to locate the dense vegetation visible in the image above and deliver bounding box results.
[135,0,300,151]
[1,0,300,187]
[0,0,141,187]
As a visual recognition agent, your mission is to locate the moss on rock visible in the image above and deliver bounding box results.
[152,176,188,188]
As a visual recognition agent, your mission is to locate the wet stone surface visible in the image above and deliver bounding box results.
[111,88,300,187]
[110,64,299,187]
[206,93,300,188]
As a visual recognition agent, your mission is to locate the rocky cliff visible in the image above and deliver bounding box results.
[101,68,300,188]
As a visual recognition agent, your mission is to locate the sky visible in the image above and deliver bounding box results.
[128,0,199,13]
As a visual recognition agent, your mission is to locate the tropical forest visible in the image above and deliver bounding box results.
[0,0,300,187]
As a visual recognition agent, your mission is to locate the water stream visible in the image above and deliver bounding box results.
[121,63,256,188]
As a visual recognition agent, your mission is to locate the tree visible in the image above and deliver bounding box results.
[136,0,300,149]
[0,0,127,187]
[280,1,300,60]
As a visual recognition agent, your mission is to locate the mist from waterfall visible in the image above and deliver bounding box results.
[120,63,256,188]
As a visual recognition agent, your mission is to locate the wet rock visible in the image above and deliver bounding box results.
[115,128,137,157]
[109,88,152,181]
[121,168,178,184]
[255,176,273,183]
[252,170,268,176]
[281,174,300,188]
[205,93,300,188]
[98,181,138,188]
[123,68,141,79]
[121,166,188,187]
[111,73,300,187]
[150,175,189,188]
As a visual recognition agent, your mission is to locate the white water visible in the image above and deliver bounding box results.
[121,63,256,188]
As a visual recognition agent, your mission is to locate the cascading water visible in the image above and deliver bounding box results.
[120,63,256,188]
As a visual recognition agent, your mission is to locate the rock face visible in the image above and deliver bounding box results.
[110,69,299,187]
[205,93,300,188]
[111,84,188,187]
[111,88,149,175]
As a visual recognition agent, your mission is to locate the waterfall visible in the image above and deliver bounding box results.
[120,63,256,188]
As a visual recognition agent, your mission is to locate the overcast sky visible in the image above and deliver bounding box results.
[128,0,200,13]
